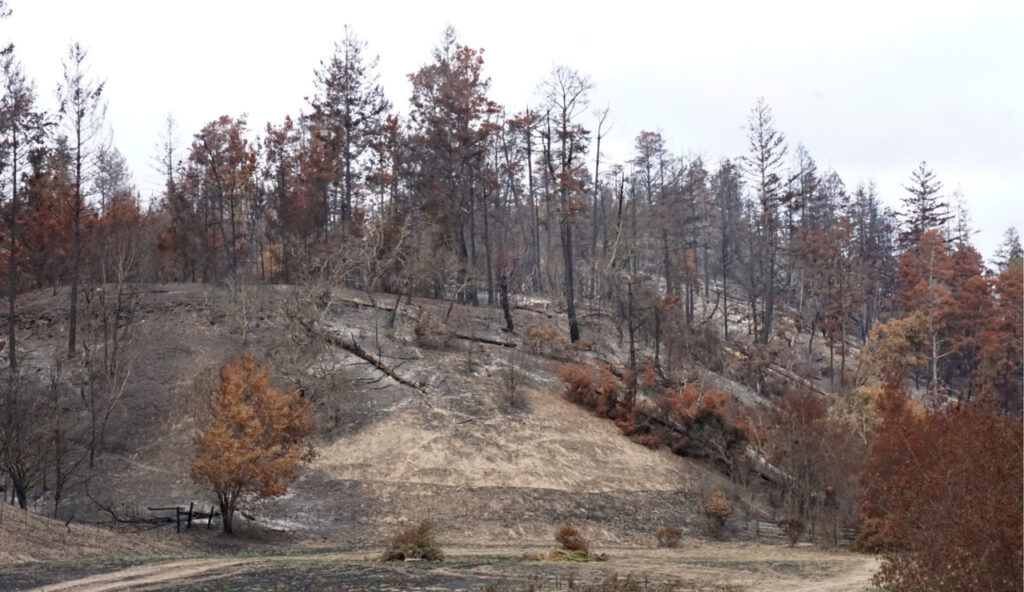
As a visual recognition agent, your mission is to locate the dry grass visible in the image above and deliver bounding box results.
[0,505,176,564]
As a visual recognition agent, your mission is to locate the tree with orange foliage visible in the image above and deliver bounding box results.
[22,138,81,290]
[192,354,314,534]
[406,26,500,307]
[896,229,952,392]
[862,392,1022,591]
[188,115,259,277]
[977,261,1023,412]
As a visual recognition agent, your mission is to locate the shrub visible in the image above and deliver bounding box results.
[554,524,588,553]
[548,548,593,563]
[500,353,526,410]
[525,324,565,356]
[414,311,452,349]
[655,526,681,548]
[381,521,444,561]
[559,363,626,420]
[661,386,750,472]
[778,516,803,547]
[850,518,885,553]
[701,489,732,538]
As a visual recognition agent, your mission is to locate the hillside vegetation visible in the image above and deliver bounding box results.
[1,10,1021,590]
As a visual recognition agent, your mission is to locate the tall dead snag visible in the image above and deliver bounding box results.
[191,355,314,534]
[1,46,46,372]
[57,42,106,358]
[540,66,591,343]
[741,97,788,345]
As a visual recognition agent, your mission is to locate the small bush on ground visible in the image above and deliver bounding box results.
[701,489,732,538]
[778,516,803,547]
[655,526,682,548]
[525,324,565,357]
[555,523,588,553]
[500,353,526,410]
[381,521,444,561]
[414,311,452,349]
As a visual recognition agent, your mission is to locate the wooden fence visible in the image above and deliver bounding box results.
[145,502,220,532]
[752,518,859,547]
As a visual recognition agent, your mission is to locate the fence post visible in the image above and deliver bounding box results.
[207,505,213,529]
[175,507,181,533]
[187,502,194,530]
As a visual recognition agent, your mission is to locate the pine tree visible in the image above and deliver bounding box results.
[308,27,390,228]
[992,226,1023,270]
[406,26,498,305]
[899,161,950,249]
[741,97,789,344]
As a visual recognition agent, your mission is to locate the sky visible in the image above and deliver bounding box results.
[2,0,1022,262]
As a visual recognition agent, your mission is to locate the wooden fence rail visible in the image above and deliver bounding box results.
[752,518,860,547]
[147,503,220,532]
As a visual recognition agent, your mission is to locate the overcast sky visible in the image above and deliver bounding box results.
[3,0,1022,261]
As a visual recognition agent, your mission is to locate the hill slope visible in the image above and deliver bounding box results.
[8,283,743,548]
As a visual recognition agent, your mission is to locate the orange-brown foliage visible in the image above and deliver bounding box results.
[554,524,588,553]
[862,394,1022,591]
[655,525,682,548]
[558,363,749,465]
[191,354,314,534]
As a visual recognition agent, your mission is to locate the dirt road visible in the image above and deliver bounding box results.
[15,545,878,591]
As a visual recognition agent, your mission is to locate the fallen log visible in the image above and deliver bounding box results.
[325,333,428,396]
[513,305,555,319]
[339,297,399,313]
[454,333,517,348]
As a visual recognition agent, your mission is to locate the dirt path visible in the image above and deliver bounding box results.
[21,546,878,592]
[24,559,249,592]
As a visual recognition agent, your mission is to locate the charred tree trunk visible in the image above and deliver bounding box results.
[68,127,83,358]
[499,273,513,333]
[7,137,18,371]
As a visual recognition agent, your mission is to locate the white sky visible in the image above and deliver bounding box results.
[3,0,1022,261]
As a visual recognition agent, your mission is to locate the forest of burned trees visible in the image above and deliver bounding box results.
[3,26,1019,406]
[1,18,1022,591]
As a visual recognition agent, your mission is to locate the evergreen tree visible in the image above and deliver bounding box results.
[308,27,391,228]
[899,161,950,249]
[993,226,1023,270]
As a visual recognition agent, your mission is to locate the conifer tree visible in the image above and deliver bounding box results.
[899,161,950,249]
